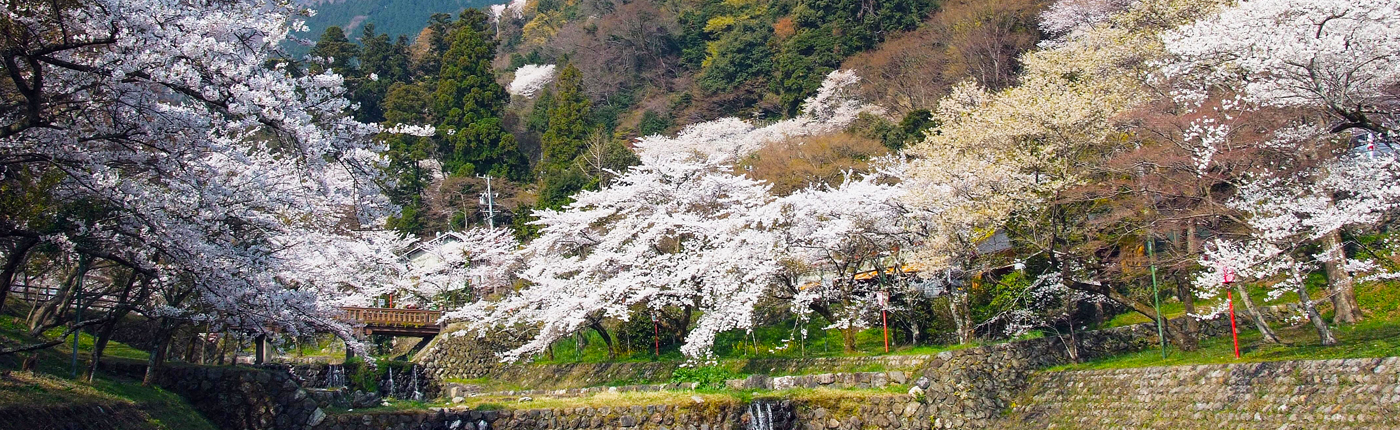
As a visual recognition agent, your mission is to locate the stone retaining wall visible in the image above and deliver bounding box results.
[999,357,1400,429]
[911,313,1244,429]
[312,394,931,430]
[313,400,749,430]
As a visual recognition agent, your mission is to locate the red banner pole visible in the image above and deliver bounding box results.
[1228,289,1240,359]
[882,309,889,353]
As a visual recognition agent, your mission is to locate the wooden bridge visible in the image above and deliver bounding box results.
[340,307,443,337]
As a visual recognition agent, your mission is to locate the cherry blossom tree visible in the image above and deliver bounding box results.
[1165,0,1400,329]
[634,70,881,163]
[1163,0,1400,135]
[776,163,926,351]
[902,0,1230,346]
[394,228,521,305]
[447,153,780,360]
[1039,0,1137,36]
[0,0,425,377]
[508,64,556,98]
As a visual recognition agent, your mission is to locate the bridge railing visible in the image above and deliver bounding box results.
[340,307,442,328]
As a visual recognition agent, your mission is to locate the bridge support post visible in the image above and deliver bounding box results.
[254,334,268,364]
[344,337,356,362]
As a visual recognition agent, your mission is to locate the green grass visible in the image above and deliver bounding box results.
[1101,280,1328,328]
[531,318,972,366]
[1067,278,1400,371]
[1058,312,1400,371]
[0,301,216,429]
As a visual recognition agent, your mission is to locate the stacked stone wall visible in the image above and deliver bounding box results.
[312,394,933,430]
[1000,357,1400,429]
[910,312,1246,428]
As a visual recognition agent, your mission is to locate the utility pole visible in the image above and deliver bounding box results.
[477,174,496,229]
[1148,231,1165,359]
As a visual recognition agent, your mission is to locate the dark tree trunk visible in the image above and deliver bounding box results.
[0,237,38,307]
[143,317,177,386]
[1289,269,1336,346]
[1173,278,1200,351]
[29,256,90,336]
[587,318,616,360]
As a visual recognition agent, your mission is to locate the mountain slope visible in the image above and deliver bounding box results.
[299,0,497,43]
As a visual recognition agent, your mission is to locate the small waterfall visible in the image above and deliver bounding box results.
[386,367,396,398]
[748,400,790,430]
[748,402,772,430]
[409,364,423,401]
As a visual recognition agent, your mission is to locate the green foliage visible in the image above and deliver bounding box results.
[669,365,738,390]
[540,63,594,172]
[309,26,360,76]
[698,21,773,92]
[772,29,841,115]
[352,24,414,123]
[380,82,435,234]
[432,10,529,181]
[638,110,673,136]
[897,109,936,146]
[972,271,1033,323]
[848,110,938,151]
[526,89,555,133]
[509,203,541,241]
[537,166,590,209]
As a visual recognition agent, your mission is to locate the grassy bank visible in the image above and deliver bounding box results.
[1059,280,1400,371]
[0,302,216,429]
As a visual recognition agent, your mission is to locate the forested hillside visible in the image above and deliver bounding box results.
[298,0,1050,239]
[294,0,495,48]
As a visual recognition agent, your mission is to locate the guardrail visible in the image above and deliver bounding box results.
[340,307,442,328]
[9,284,121,310]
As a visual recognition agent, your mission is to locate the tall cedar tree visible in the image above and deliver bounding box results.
[432,10,529,180]
[354,24,413,123]
[540,63,592,171]
[536,63,594,209]
[309,26,360,76]
[382,82,435,234]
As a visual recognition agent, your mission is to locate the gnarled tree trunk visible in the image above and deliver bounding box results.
[0,237,38,307]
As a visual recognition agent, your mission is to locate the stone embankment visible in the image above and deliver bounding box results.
[1000,357,1400,429]
[437,370,913,400]
[311,395,932,430]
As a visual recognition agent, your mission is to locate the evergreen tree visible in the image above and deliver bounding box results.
[539,63,592,172]
[309,26,360,76]
[416,13,455,77]
[525,88,554,133]
[381,82,435,235]
[431,10,529,181]
[354,24,413,123]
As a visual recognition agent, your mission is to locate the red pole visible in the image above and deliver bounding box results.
[653,318,660,358]
[1228,289,1240,359]
[882,309,889,353]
